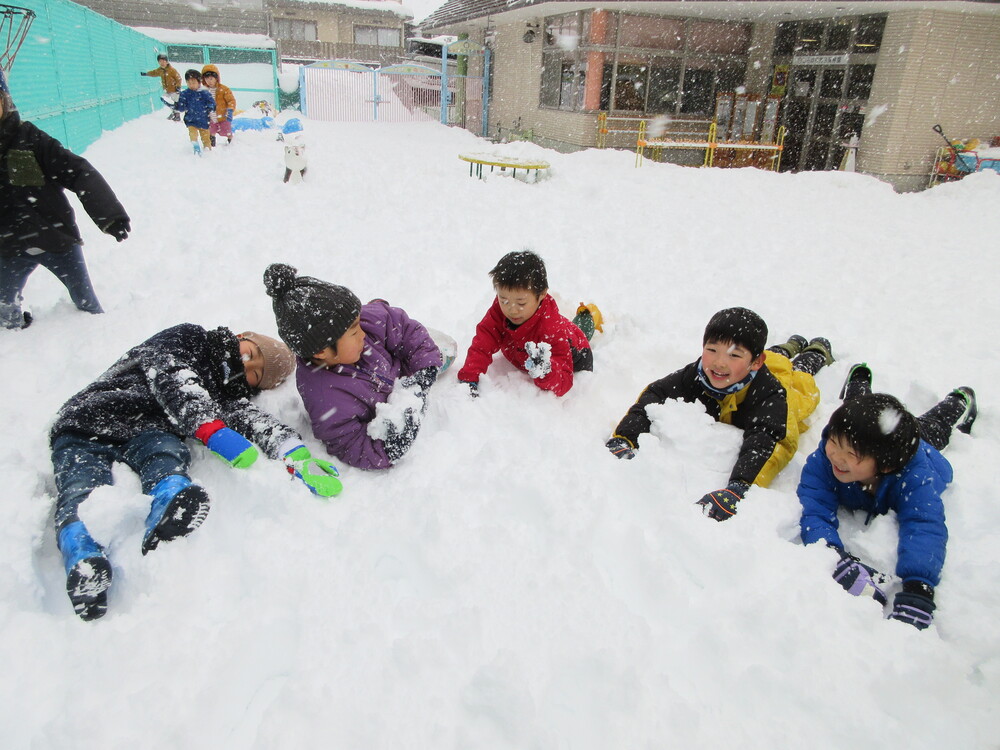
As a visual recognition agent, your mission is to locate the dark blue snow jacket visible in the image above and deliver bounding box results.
[175,88,216,130]
[797,428,952,587]
[50,324,297,460]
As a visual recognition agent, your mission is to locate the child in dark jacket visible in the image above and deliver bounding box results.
[0,85,130,330]
[264,263,443,470]
[50,324,342,621]
[797,363,977,631]
[607,307,834,521]
[457,250,594,398]
[168,69,216,155]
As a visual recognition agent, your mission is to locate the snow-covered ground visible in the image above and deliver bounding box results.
[2,109,999,749]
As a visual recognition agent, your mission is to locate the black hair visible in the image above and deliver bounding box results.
[489,250,548,297]
[827,393,920,474]
[184,69,202,81]
[157,54,168,61]
[703,307,768,358]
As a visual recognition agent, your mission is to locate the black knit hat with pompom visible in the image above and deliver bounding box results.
[263,263,361,359]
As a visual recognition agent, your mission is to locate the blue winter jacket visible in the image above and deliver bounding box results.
[175,88,215,129]
[797,429,951,587]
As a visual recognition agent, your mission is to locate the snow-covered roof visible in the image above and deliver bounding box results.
[132,26,277,49]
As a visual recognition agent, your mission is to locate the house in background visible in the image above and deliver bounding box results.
[266,0,411,66]
[419,0,1000,191]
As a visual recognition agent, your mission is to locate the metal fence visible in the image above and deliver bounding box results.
[7,0,162,153]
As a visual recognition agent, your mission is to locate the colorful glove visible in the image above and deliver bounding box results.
[524,341,552,379]
[195,420,258,468]
[890,581,936,630]
[831,547,889,605]
[696,481,749,521]
[103,218,130,242]
[226,108,234,122]
[461,380,479,399]
[283,446,343,497]
[382,408,420,462]
[606,437,635,460]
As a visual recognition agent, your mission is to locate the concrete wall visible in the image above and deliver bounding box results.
[862,9,1000,191]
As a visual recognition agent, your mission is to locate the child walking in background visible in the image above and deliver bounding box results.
[49,325,342,621]
[201,65,236,147]
[0,85,130,330]
[606,307,833,521]
[168,70,215,155]
[797,363,977,631]
[264,263,443,470]
[140,54,182,121]
[457,249,597,398]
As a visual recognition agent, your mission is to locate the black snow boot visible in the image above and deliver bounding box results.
[839,362,873,401]
[793,337,834,375]
[769,334,808,359]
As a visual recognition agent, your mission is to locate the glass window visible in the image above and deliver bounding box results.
[797,22,823,52]
[600,63,613,110]
[614,64,648,110]
[680,67,714,114]
[275,18,317,42]
[819,69,844,98]
[354,26,400,47]
[717,63,746,94]
[791,69,816,98]
[618,15,683,50]
[854,15,885,52]
[209,48,272,65]
[813,103,837,138]
[546,13,581,47]
[540,53,562,107]
[826,21,851,52]
[774,22,797,56]
[804,140,829,170]
[646,61,680,113]
[688,21,751,55]
[846,65,875,99]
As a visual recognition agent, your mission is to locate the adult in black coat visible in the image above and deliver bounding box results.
[0,85,131,330]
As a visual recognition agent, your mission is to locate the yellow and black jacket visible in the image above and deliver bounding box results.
[612,351,819,487]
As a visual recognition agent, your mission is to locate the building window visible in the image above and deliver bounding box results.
[846,64,875,99]
[540,11,750,115]
[354,26,401,48]
[273,18,317,42]
[854,16,885,52]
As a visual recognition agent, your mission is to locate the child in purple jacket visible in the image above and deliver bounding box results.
[264,263,442,470]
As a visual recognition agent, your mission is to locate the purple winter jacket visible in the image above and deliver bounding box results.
[296,300,442,470]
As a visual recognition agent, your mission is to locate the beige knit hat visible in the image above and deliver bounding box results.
[237,331,296,390]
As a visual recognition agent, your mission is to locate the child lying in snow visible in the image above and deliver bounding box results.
[606,307,833,521]
[50,324,342,621]
[798,363,977,631]
[456,249,597,398]
[263,263,442,470]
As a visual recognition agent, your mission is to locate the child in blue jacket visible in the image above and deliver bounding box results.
[168,69,216,155]
[797,363,977,631]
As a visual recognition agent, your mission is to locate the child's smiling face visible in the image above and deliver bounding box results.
[700,339,763,389]
[186,78,200,90]
[824,434,879,484]
[496,285,545,326]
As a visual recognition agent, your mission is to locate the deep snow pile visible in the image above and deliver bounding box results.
[1,111,999,749]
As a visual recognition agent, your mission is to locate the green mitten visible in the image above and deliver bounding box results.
[283,446,343,498]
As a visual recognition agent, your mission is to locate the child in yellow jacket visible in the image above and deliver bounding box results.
[201,64,237,146]
[141,54,182,121]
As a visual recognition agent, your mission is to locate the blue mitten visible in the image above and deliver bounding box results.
[890,581,936,630]
[195,420,258,468]
[696,481,749,521]
[226,108,234,122]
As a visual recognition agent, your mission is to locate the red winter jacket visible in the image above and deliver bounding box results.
[457,295,590,396]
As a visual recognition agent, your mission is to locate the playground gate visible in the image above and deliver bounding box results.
[300,60,487,136]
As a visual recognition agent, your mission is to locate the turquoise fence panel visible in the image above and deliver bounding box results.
[6,0,163,153]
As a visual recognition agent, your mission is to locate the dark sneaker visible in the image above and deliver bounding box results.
[142,477,211,555]
[839,362,873,400]
[951,386,978,434]
[58,521,113,621]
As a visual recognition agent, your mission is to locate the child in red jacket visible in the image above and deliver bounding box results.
[457,250,594,397]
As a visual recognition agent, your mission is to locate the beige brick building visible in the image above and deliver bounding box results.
[421,0,1000,191]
